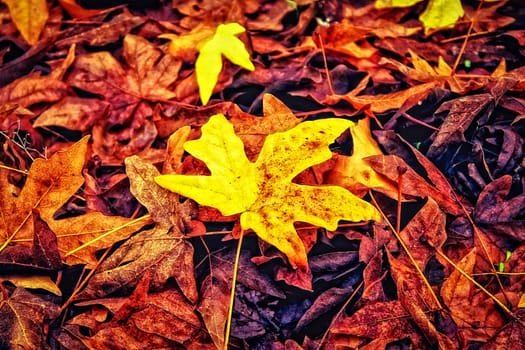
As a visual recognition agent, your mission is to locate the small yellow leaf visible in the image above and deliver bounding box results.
[4,0,48,45]
[420,0,464,34]
[196,23,254,105]
[156,114,381,269]
[375,0,464,34]
[375,0,422,9]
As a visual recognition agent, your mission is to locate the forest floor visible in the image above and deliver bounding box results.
[0,0,524,349]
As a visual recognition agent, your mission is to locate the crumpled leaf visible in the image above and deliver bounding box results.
[156,114,381,269]
[0,287,60,349]
[0,137,141,267]
[4,0,48,45]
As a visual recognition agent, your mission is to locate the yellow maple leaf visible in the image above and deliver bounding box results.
[196,23,255,105]
[4,0,48,45]
[155,114,380,269]
[161,23,254,105]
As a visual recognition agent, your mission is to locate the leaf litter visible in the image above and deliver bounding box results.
[0,0,524,349]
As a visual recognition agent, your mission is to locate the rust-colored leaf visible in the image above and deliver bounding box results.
[0,287,60,349]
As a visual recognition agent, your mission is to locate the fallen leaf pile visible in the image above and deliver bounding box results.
[0,0,524,349]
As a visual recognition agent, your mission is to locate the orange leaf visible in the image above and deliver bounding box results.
[0,137,142,266]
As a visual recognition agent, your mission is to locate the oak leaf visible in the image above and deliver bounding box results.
[155,114,380,269]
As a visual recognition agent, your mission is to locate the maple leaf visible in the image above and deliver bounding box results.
[376,0,464,34]
[66,34,181,164]
[155,114,380,269]
[75,155,198,303]
[0,137,142,266]
[0,287,60,349]
[4,0,48,45]
[162,23,255,105]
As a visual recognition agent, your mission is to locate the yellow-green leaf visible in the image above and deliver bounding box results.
[4,0,48,45]
[196,23,255,105]
[375,0,464,34]
[420,0,464,34]
[156,114,381,269]
[375,0,422,9]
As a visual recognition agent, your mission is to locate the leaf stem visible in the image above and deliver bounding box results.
[370,191,443,310]
[0,164,28,175]
[435,250,515,318]
[64,214,151,257]
[223,229,245,350]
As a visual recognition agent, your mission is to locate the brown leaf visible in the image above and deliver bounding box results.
[427,94,492,160]
[125,155,184,229]
[398,198,447,268]
[66,34,181,164]
[0,287,60,349]
[0,73,67,107]
[480,320,525,350]
[0,137,140,267]
[366,154,463,215]
[230,93,301,160]
[328,81,437,113]
[55,12,145,49]
[474,175,525,242]
[34,96,110,132]
[389,254,458,349]
[76,288,209,349]
[75,225,197,303]
[330,300,427,349]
